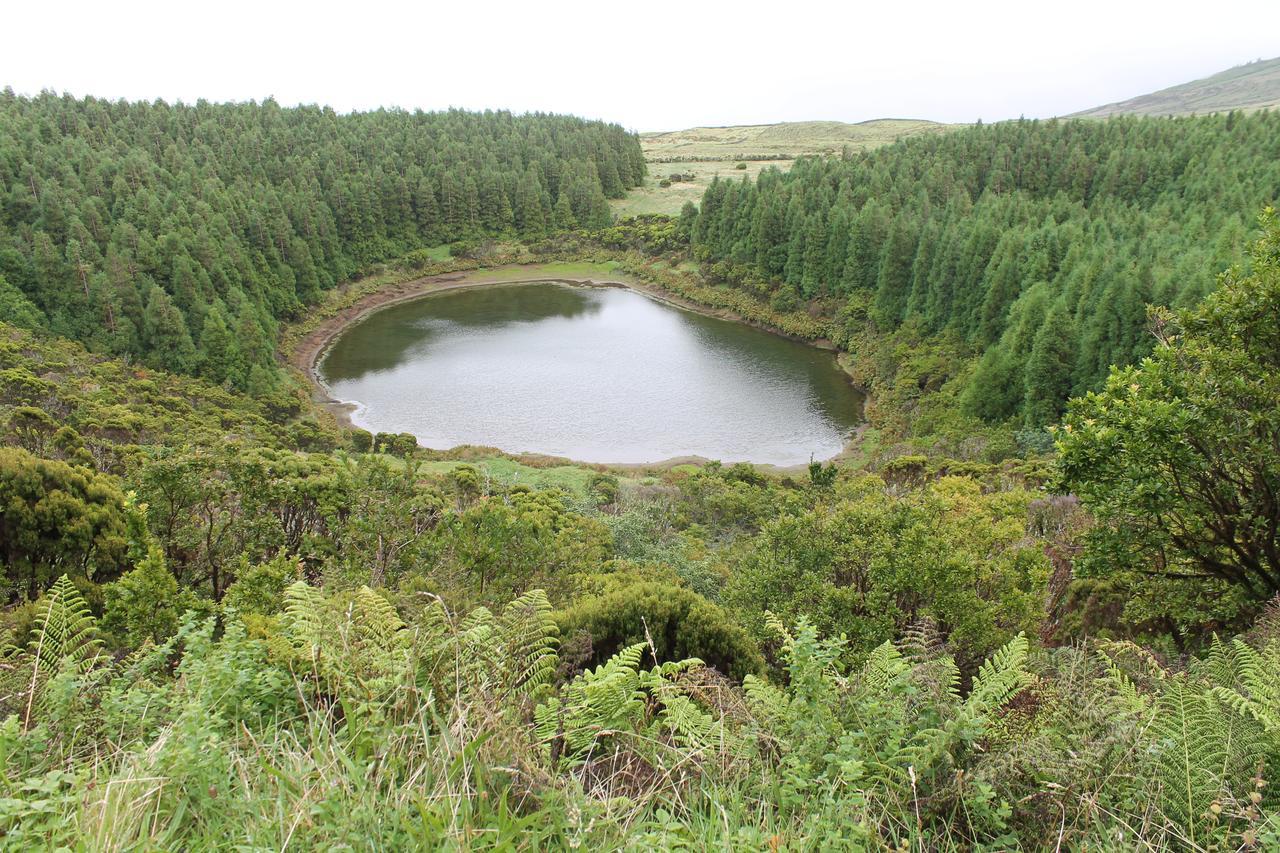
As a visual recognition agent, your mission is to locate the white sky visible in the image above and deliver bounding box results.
[4,0,1278,131]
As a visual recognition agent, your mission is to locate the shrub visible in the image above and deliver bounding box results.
[556,581,765,681]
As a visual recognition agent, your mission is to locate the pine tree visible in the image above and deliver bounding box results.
[553,191,577,231]
[141,284,196,373]
[1022,302,1078,427]
[197,303,244,387]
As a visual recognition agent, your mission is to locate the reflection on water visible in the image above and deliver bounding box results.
[321,284,604,380]
[319,282,864,465]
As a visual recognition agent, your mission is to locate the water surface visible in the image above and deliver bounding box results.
[319,282,863,465]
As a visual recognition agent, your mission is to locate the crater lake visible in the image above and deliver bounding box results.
[318,281,864,466]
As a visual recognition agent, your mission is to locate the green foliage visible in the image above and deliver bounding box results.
[1058,209,1280,629]
[428,487,611,607]
[220,550,300,617]
[557,581,765,681]
[689,113,1280,430]
[535,643,715,764]
[1099,634,1280,847]
[101,545,208,647]
[725,475,1048,669]
[0,575,103,729]
[0,274,44,331]
[0,447,128,600]
[1,574,1277,848]
[1,162,1278,845]
[25,575,103,678]
[739,619,1033,845]
[0,321,331,469]
[0,93,643,376]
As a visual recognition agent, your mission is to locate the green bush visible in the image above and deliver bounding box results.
[556,581,765,681]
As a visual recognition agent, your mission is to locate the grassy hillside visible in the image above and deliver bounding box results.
[1072,56,1280,117]
[614,119,954,217]
[640,118,951,161]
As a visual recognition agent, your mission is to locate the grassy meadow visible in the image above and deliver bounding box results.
[614,119,955,216]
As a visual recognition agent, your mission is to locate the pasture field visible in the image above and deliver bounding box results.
[615,119,954,216]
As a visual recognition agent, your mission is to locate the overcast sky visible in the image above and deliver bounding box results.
[5,1,1278,131]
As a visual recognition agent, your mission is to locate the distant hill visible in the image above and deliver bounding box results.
[616,119,955,217]
[1072,56,1280,118]
[640,119,951,162]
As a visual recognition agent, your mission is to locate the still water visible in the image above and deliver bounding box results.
[318,282,863,465]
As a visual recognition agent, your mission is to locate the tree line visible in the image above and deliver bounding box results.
[0,91,644,390]
[686,111,1280,427]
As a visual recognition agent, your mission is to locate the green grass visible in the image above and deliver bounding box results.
[456,260,625,282]
[1072,56,1280,118]
[419,244,453,261]
[417,457,607,496]
[613,159,784,218]
[615,119,956,217]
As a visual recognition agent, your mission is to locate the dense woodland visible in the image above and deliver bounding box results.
[1,95,1279,848]
[688,112,1280,427]
[0,91,644,389]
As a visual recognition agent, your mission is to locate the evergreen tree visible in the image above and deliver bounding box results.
[0,95,644,375]
[141,284,196,374]
[197,304,243,388]
[0,273,45,330]
[686,112,1280,424]
[1022,303,1078,428]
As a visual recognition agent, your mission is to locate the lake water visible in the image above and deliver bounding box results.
[318,282,864,465]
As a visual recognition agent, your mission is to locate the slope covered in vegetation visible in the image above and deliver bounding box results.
[687,111,1280,431]
[2,215,1278,847]
[1073,56,1280,118]
[2,86,1280,847]
[0,92,644,388]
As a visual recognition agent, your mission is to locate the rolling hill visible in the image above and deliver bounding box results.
[615,119,954,217]
[639,118,952,161]
[1071,56,1280,118]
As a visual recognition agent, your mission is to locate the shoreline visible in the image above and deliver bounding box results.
[286,264,865,473]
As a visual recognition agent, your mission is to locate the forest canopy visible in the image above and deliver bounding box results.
[687,112,1280,427]
[0,91,644,387]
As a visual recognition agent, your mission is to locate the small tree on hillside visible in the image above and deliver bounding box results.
[1056,209,1280,629]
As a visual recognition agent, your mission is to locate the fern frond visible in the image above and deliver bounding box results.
[1206,639,1280,733]
[496,589,559,700]
[860,640,910,696]
[351,586,407,651]
[281,581,328,651]
[964,633,1031,718]
[897,617,946,664]
[28,575,103,675]
[657,694,715,747]
[743,674,790,729]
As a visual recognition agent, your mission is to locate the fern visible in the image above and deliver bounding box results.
[27,575,103,675]
[536,643,712,763]
[742,674,790,733]
[1148,678,1235,841]
[1206,639,1280,733]
[964,633,1031,719]
[278,582,417,742]
[22,575,104,727]
[655,694,715,747]
[860,640,910,696]
[495,589,559,701]
[1137,638,1278,846]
